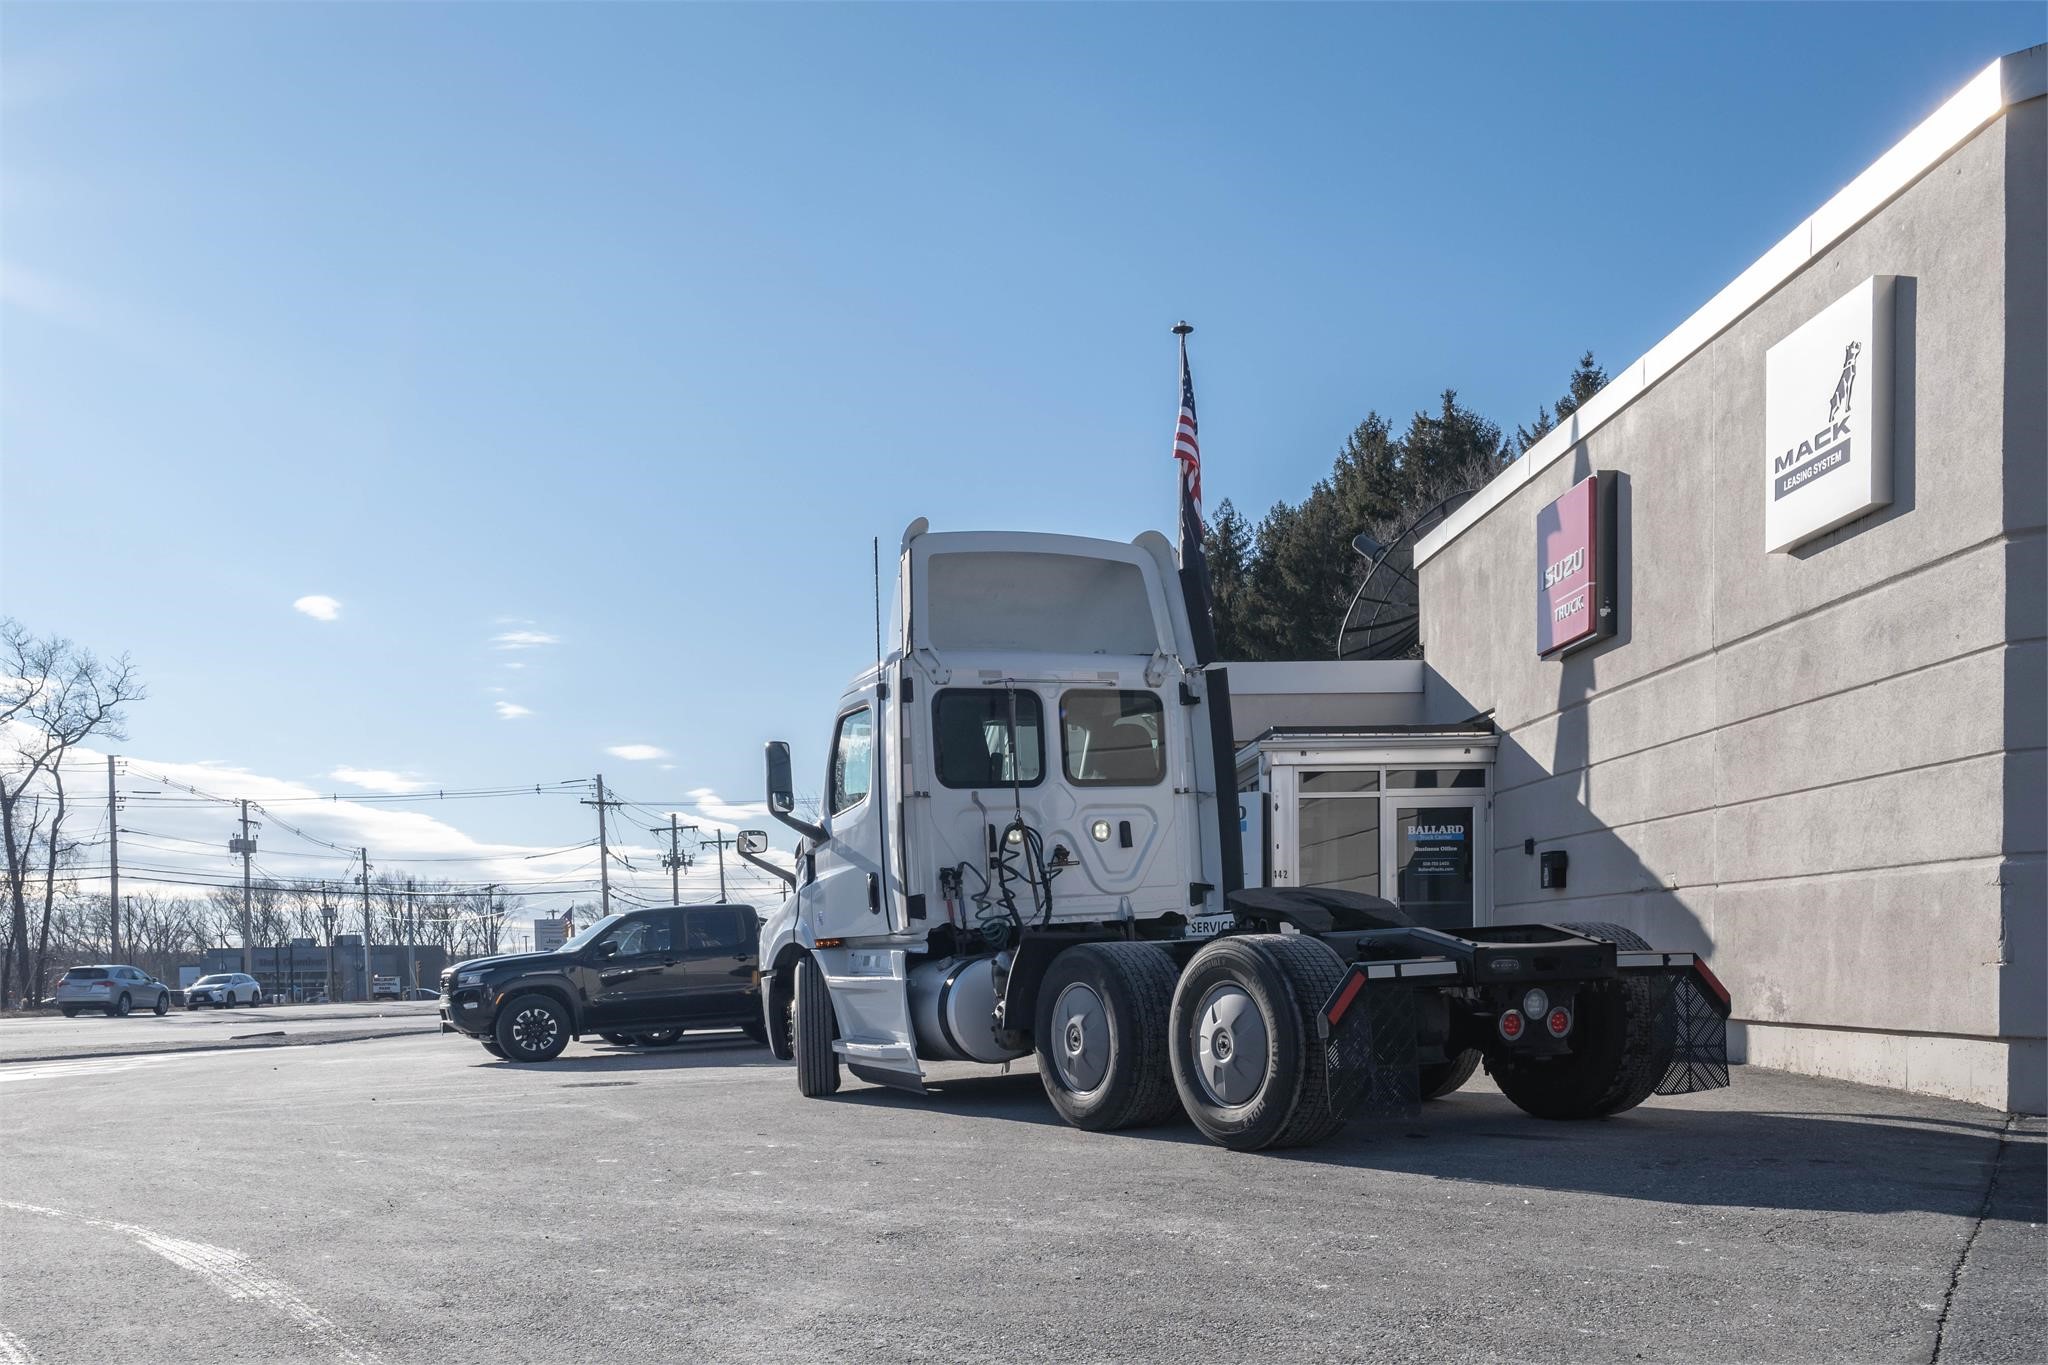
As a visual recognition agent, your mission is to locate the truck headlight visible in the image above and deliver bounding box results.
[455,971,487,988]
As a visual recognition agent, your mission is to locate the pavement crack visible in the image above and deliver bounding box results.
[1927,1110,2016,1364]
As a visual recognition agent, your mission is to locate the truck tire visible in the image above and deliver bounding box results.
[1420,1048,1481,1100]
[793,953,840,1097]
[493,992,571,1063]
[1169,934,1348,1151]
[1033,942,1181,1131]
[1488,922,1673,1121]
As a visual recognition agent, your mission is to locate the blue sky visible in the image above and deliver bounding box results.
[2,3,2039,909]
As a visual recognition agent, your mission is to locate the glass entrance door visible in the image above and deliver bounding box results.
[1389,799,1477,929]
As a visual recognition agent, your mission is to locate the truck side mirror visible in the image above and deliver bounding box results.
[764,740,828,846]
[737,830,769,855]
[766,741,796,814]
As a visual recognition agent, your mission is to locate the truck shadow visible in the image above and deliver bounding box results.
[836,1071,2043,1223]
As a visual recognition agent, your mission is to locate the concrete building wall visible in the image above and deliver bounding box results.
[1414,78,2044,1112]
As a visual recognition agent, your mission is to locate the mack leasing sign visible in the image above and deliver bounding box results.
[1535,473,1617,658]
[1764,275,1896,553]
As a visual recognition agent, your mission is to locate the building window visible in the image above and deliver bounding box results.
[1384,768,1486,790]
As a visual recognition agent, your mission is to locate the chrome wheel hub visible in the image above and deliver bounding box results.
[1194,983,1269,1107]
[1050,982,1110,1094]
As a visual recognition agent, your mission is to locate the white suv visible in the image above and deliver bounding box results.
[184,973,262,1008]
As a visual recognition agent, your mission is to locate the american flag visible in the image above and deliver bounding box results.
[1171,322,1216,664]
[1174,329,1202,529]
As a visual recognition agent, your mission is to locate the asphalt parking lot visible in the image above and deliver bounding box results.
[0,1027,2039,1365]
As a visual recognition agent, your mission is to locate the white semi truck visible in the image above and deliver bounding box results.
[751,520,1729,1150]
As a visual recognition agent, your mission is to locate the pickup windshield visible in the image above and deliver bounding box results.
[560,915,621,953]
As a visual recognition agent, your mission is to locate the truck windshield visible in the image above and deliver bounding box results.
[1060,690,1166,786]
[559,916,621,953]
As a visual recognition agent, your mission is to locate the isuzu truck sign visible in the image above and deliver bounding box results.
[1764,275,1896,553]
[1536,472,1616,658]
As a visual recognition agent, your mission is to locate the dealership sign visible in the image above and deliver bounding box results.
[1535,473,1617,658]
[1764,275,1896,553]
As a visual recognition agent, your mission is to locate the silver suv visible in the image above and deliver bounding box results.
[56,965,172,1018]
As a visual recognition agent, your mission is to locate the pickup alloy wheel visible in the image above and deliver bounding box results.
[494,993,571,1063]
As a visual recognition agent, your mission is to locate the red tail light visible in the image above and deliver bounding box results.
[1498,1009,1524,1041]
[1547,1007,1572,1037]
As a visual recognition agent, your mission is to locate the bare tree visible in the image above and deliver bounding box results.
[1,620,143,1008]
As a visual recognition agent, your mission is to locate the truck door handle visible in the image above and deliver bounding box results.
[867,873,881,913]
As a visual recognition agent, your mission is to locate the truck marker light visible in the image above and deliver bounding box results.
[1498,1010,1524,1041]
[1090,820,1112,843]
[814,937,845,949]
[1522,988,1549,1020]
[1547,1007,1572,1037]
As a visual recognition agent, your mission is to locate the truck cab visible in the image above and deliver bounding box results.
[758,520,1729,1150]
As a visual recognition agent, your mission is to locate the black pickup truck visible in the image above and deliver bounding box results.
[439,904,768,1062]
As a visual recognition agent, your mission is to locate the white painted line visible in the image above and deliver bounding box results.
[0,1203,381,1364]
[0,1323,36,1365]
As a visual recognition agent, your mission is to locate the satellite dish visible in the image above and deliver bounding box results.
[1335,489,1477,660]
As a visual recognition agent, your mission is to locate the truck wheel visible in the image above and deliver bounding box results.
[1488,922,1672,1121]
[1034,942,1182,1132]
[1169,934,1348,1151]
[493,993,571,1063]
[1419,1048,1481,1100]
[793,953,840,1097]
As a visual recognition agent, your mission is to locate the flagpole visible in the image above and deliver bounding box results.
[1172,320,1194,561]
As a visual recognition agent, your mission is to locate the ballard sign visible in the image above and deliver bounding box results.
[1764,275,1897,553]
[1536,473,1617,658]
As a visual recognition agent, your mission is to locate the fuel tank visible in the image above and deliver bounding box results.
[907,955,1030,1064]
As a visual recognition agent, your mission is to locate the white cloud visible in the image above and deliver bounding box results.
[502,662,527,671]
[494,701,533,720]
[491,630,557,650]
[293,595,341,622]
[330,766,429,795]
[606,744,668,762]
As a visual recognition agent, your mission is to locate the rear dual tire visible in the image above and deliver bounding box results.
[1033,942,1182,1132]
[1168,934,1348,1151]
[1486,922,1673,1121]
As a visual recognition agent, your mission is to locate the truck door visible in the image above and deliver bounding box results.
[681,905,755,1021]
[806,698,888,941]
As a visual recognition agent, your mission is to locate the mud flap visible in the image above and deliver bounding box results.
[1318,979,1422,1120]
[1648,970,1730,1095]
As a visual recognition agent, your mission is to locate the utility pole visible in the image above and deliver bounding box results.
[700,831,736,901]
[652,816,698,905]
[484,885,498,955]
[582,775,623,917]
[319,881,338,1002]
[404,877,418,996]
[229,799,258,973]
[106,754,120,959]
[359,850,373,1003]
